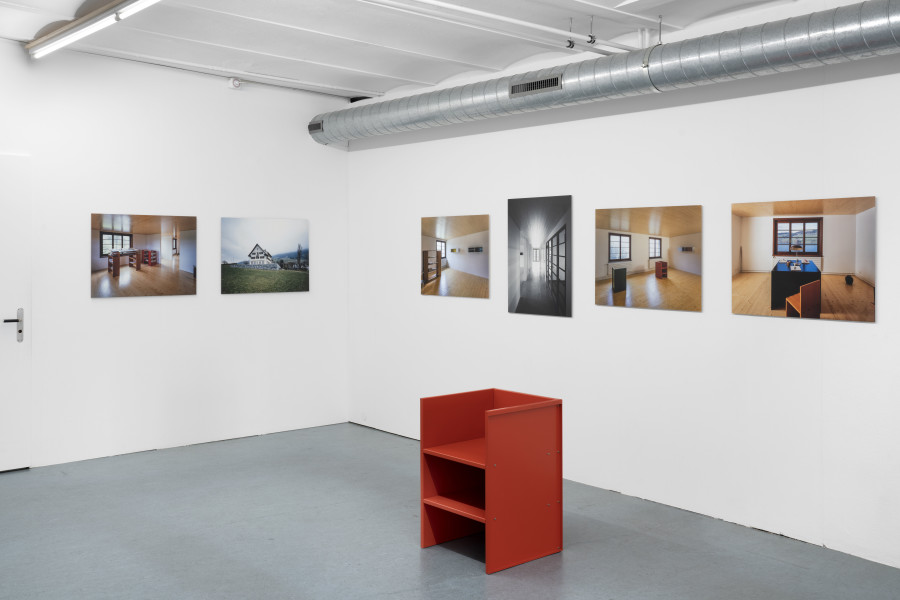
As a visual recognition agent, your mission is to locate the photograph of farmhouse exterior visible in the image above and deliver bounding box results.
[221,217,310,294]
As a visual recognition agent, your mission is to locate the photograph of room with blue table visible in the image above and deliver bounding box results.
[731,197,875,322]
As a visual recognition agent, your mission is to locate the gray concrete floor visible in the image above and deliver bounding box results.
[1,423,899,600]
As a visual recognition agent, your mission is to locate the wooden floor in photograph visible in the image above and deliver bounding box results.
[732,273,875,321]
[595,268,701,312]
[421,268,488,299]
[91,257,196,298]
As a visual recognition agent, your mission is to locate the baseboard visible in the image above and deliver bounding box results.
[853,273,875,288]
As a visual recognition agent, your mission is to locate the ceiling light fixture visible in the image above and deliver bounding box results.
[25,0,164,59]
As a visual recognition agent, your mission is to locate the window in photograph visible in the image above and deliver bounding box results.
[100,232,133,257]
[547,225,566,313]
[436,239,446,258]
[649,237,662,259]
[609,233,631,262]
[533,248,540,262]
[773,218,822,256]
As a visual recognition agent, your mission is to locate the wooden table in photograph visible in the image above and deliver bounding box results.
[107,250,141,278]
[771,262,820,309]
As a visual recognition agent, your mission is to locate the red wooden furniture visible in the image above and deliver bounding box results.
[785,279,821,318]
[655,261,668,279]
[421,389,562,574]
[142,249,158,266]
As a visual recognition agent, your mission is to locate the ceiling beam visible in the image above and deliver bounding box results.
[395,0,637,52]
[570,0,683,30]
[169,1,504,73]
[117,24,441,87]
[0,0,70,19]
[75,44,386,97]
[359,0,598,56]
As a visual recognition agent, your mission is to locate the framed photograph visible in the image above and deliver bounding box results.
[421,215,489,299]
[221,217,310,294]
[595,205,702,312]
[508,195,572,317]
[732,197,875,322]
[91,213,196,299]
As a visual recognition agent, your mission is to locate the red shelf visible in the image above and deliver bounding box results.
[421,388,562,574]
[423,490,486,523]
[423,438,486,469]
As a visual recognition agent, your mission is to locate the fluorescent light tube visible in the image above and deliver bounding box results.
[115,0,163,20]
[26,0,164,59]
[29,13,118,59]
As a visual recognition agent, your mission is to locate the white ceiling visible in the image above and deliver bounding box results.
[1,0,796,98]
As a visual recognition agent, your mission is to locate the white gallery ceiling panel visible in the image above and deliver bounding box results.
[1,0,799,97]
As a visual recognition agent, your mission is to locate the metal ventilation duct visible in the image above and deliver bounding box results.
[309,0,900,145]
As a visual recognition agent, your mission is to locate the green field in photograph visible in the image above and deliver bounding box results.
[221,265,309,294]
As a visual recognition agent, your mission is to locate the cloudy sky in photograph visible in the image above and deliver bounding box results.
[221,217,309,263]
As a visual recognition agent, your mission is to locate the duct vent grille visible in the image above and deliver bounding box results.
[308,121,324,133]
[509,77,561,98]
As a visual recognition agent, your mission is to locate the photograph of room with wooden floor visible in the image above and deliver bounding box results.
[508,195,572,317]
[732,197,876,322]
[421,214,489,299]
[91,214,197,299]
[595,205,702,312]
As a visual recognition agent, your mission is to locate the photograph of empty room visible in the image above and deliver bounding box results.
[91,214,197,299]
[508,195,571,317]
[595,205,702,312]
[732,197,875,322]
[421,214,489,299]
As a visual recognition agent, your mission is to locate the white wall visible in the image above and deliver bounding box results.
[740,214,857,274]
[855,207,877,286]
[90,230,106,272]
[346,53,900,569]
[670,233,702,276]
[447,230,489,279]
[0,41,350,467]
[595,230,670,279]
[180,230,197,275]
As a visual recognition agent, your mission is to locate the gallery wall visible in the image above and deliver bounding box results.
[0,40,351,467]
[346,44,900,569]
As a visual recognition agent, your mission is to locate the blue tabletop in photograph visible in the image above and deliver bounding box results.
[771,261,821,309]
[772,262,820,273]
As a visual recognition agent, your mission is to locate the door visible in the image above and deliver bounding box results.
[0,155,32,471]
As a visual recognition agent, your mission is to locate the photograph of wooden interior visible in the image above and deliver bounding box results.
[595,205,702,312]
[732,197,875,322]
[90,214,197,299]
[421,214,489,299]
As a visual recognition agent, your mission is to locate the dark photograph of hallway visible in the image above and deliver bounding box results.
[508,195,572,317]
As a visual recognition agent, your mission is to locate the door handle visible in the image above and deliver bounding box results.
[2,308,23,342]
